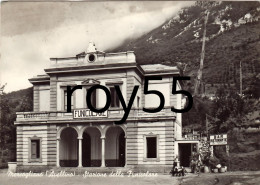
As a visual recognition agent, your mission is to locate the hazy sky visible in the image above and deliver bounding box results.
[0,1,194,92]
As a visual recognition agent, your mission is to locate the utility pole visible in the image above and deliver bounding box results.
[206,114,209,137]
[0,84,7,131]
[240,61,242,95]
[194,11,210,96]
[0,83,7,166]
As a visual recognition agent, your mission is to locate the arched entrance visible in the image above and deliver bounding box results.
[82,132,91,167]
[105,127,125,167]
[60,127,78,167]
[82,127,101,167]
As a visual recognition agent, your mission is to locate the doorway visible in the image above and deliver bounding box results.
[82,132,91,167]
[60,127,78,167]
[105,126,125,167]
[118,132,125,167]
[82,127,101,167]
[179,143,191,167]
[179,143,198,167]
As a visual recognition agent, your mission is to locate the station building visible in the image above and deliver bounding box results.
[15,43,189,172]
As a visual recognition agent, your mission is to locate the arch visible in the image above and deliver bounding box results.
[79,125,102,138]
[103,124,126,138]
[59,127,78,167]
[82,126,102,167]
[105,126,126,167]
[57,125,79,139]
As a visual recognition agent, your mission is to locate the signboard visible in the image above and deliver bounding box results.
[210,134,227,145]
[73,109,107,118]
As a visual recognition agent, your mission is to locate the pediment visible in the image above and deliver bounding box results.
[81,79,100,86]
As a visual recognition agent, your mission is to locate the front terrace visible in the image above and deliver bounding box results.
[15,107,176,124]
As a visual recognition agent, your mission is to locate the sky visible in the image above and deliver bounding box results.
[0,1,194,92]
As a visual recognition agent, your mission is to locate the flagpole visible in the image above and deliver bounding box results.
[206,114,209,138]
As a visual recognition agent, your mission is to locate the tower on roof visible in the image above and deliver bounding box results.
[87,42,97,53]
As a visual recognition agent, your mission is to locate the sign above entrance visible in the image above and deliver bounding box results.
[73,109,108,118]
[210,134,227,145]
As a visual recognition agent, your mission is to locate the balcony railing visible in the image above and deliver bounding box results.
[16,107,176,123]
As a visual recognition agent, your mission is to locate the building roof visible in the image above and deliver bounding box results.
[141,64,178,72]
[141,64,179,75]
[29,74,50,84]
[29,43,180,83]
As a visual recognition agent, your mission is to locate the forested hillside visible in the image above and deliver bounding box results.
[0,88,33,167]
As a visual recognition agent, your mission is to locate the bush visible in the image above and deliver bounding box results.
[219,154,230,166]
[209,156,220,169]
[190,152,200,161]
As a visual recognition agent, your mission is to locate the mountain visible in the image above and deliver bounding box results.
[111,2,260,170]
[111,1,260,96]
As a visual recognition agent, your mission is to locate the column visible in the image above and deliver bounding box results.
[101,137,105,167]
[124,136,127,167]
[78,137,83,167]
[56,138,60,167]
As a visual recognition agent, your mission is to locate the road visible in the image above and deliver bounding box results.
[0,169,260,185]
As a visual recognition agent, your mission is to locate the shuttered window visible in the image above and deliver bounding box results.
[29,137,41,162]
[31,140,40,159]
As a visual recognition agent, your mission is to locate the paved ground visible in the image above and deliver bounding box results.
[179,171,260,185]
[0,169,260,185]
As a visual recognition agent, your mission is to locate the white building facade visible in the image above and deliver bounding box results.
[15,44,184,172]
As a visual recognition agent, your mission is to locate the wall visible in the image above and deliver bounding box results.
[16,125,48,166]
[144,77,170,108]
[56,71,128,111]
[126,120,175,168]
[39,85,50,111]
[170,79,182,140]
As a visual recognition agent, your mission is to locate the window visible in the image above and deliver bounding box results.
[31,140,40,159]
[146,137,157,158]
[86,88,97,108]
[144,135,159,161]
[64,90,74,110]
[29,137,42,162]
[88,54,96,62]
[105,81,123,108]
[137,96,140,108]
[110,86,120,108]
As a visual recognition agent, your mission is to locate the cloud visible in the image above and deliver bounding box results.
[1,1,194,92]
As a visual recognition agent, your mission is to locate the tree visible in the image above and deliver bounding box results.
[209,86,251,133]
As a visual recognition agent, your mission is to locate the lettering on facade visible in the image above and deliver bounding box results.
[73,109,108,118]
